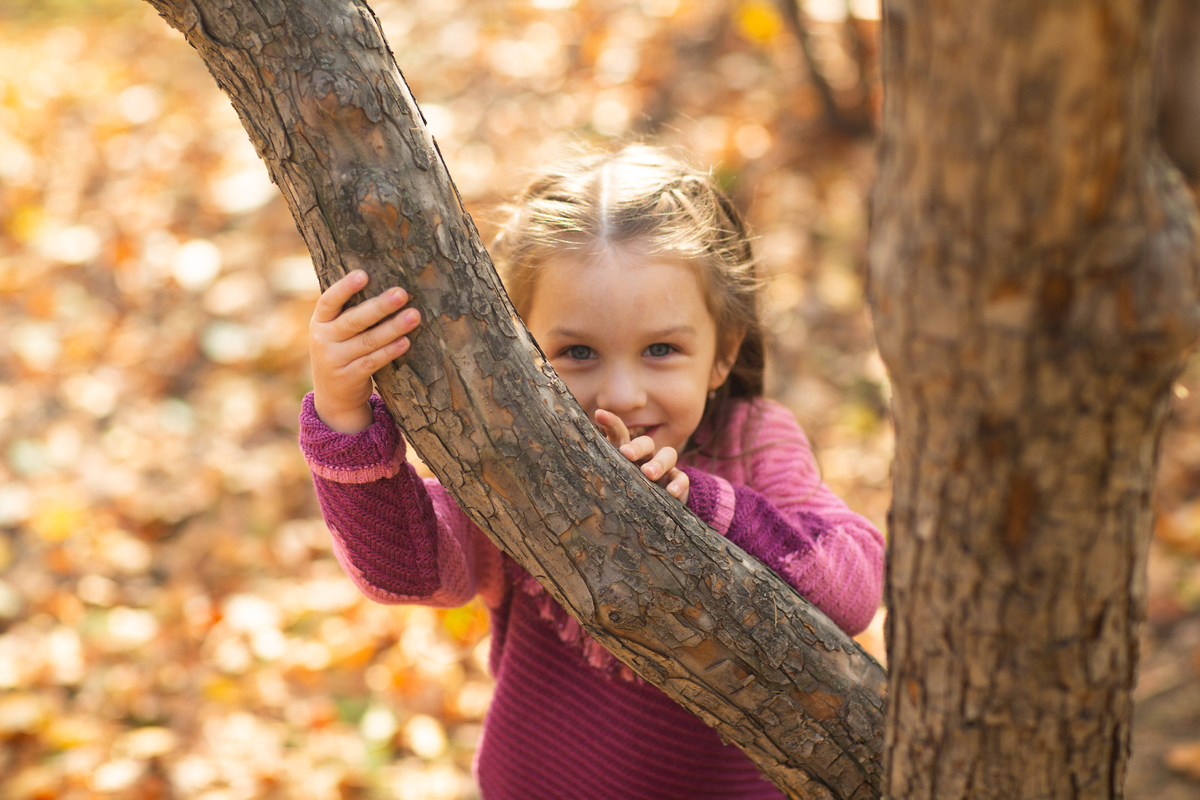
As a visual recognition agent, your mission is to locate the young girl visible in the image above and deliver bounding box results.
[301,145,885,799]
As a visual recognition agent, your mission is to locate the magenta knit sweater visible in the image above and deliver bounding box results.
[300,394,885,800]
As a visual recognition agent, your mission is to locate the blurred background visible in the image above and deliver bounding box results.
[0,0,1196,798]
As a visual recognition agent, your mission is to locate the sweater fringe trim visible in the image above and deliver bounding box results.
[512,566,644,684]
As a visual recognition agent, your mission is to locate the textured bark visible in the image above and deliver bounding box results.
[1158,0,1200,181]
[869,1,1200,798]
[140,1,887,797]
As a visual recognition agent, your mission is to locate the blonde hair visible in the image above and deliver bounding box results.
[491,143,767,456]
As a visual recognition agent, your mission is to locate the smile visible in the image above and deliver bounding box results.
[627,425,658,439]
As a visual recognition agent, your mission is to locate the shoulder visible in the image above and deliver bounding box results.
[723,397,811,451]
[689,397,815,484]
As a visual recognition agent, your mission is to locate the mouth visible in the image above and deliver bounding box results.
[626,425,658,440]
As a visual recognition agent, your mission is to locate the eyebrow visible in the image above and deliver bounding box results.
[547,325,697,339]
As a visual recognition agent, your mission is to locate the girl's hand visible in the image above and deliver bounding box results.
[310,270,421,434]
[595,409,690,503]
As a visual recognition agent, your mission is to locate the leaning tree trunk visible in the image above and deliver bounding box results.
[141,1,886,797]
[869,1,1200,798]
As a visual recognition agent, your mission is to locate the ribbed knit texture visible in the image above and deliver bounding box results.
[300,393,885,800]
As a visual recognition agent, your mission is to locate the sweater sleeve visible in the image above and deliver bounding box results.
[682,400,885,636]
[298,393,505,608]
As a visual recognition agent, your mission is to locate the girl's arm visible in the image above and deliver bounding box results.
[300,393,507,608]
[682,401,885,636]
[304,269,505,608]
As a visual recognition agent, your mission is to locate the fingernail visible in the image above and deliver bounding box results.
[351,270,367,283]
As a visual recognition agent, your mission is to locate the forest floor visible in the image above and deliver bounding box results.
[0,2,1198,799]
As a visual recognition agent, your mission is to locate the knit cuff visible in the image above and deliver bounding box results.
[681,467,737,536]
[299,393,404,483]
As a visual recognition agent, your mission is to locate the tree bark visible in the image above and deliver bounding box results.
[140,1,886,798]
[1158,0,1200,181]
[869,1,1200,798]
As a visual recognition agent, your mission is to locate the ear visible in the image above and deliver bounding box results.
[708,330,745,391]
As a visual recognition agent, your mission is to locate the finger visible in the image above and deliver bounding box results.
[664,469,689,501]
[344,330,414,375]
[619,435,657,464]
[312,270,368,324]
[640,446,678,482]
[595,409,630,447]
[313,300,413,366]
[347,305,421,360]
[333,286,414,340]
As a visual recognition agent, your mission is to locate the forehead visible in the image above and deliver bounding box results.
[528,255,712,327]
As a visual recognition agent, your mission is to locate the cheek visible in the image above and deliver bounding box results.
[557,373,595,406]
[665,376,710,421]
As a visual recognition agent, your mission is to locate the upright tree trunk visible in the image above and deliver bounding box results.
[869,1,1200,798]
[1158,0,1200,181]
[141,1,886,797]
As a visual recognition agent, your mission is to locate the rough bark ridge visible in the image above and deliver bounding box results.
[140,1,887,797]
[869,1,1200,798]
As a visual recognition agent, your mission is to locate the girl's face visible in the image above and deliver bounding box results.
[524,251,735,454]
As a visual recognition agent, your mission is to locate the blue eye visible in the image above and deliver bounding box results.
[646,343,672,357]
[567,345,594,360]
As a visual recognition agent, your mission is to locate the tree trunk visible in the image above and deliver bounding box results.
[869,1,1200,798]
[140,1,886,797]
[1158,0,1200,181]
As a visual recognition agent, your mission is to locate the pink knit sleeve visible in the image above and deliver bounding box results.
[299,393,505,608]
[689,400,885,636]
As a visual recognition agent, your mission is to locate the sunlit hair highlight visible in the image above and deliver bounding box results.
[490,143,767,457]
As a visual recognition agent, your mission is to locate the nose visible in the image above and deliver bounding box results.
[596,362,647,414]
